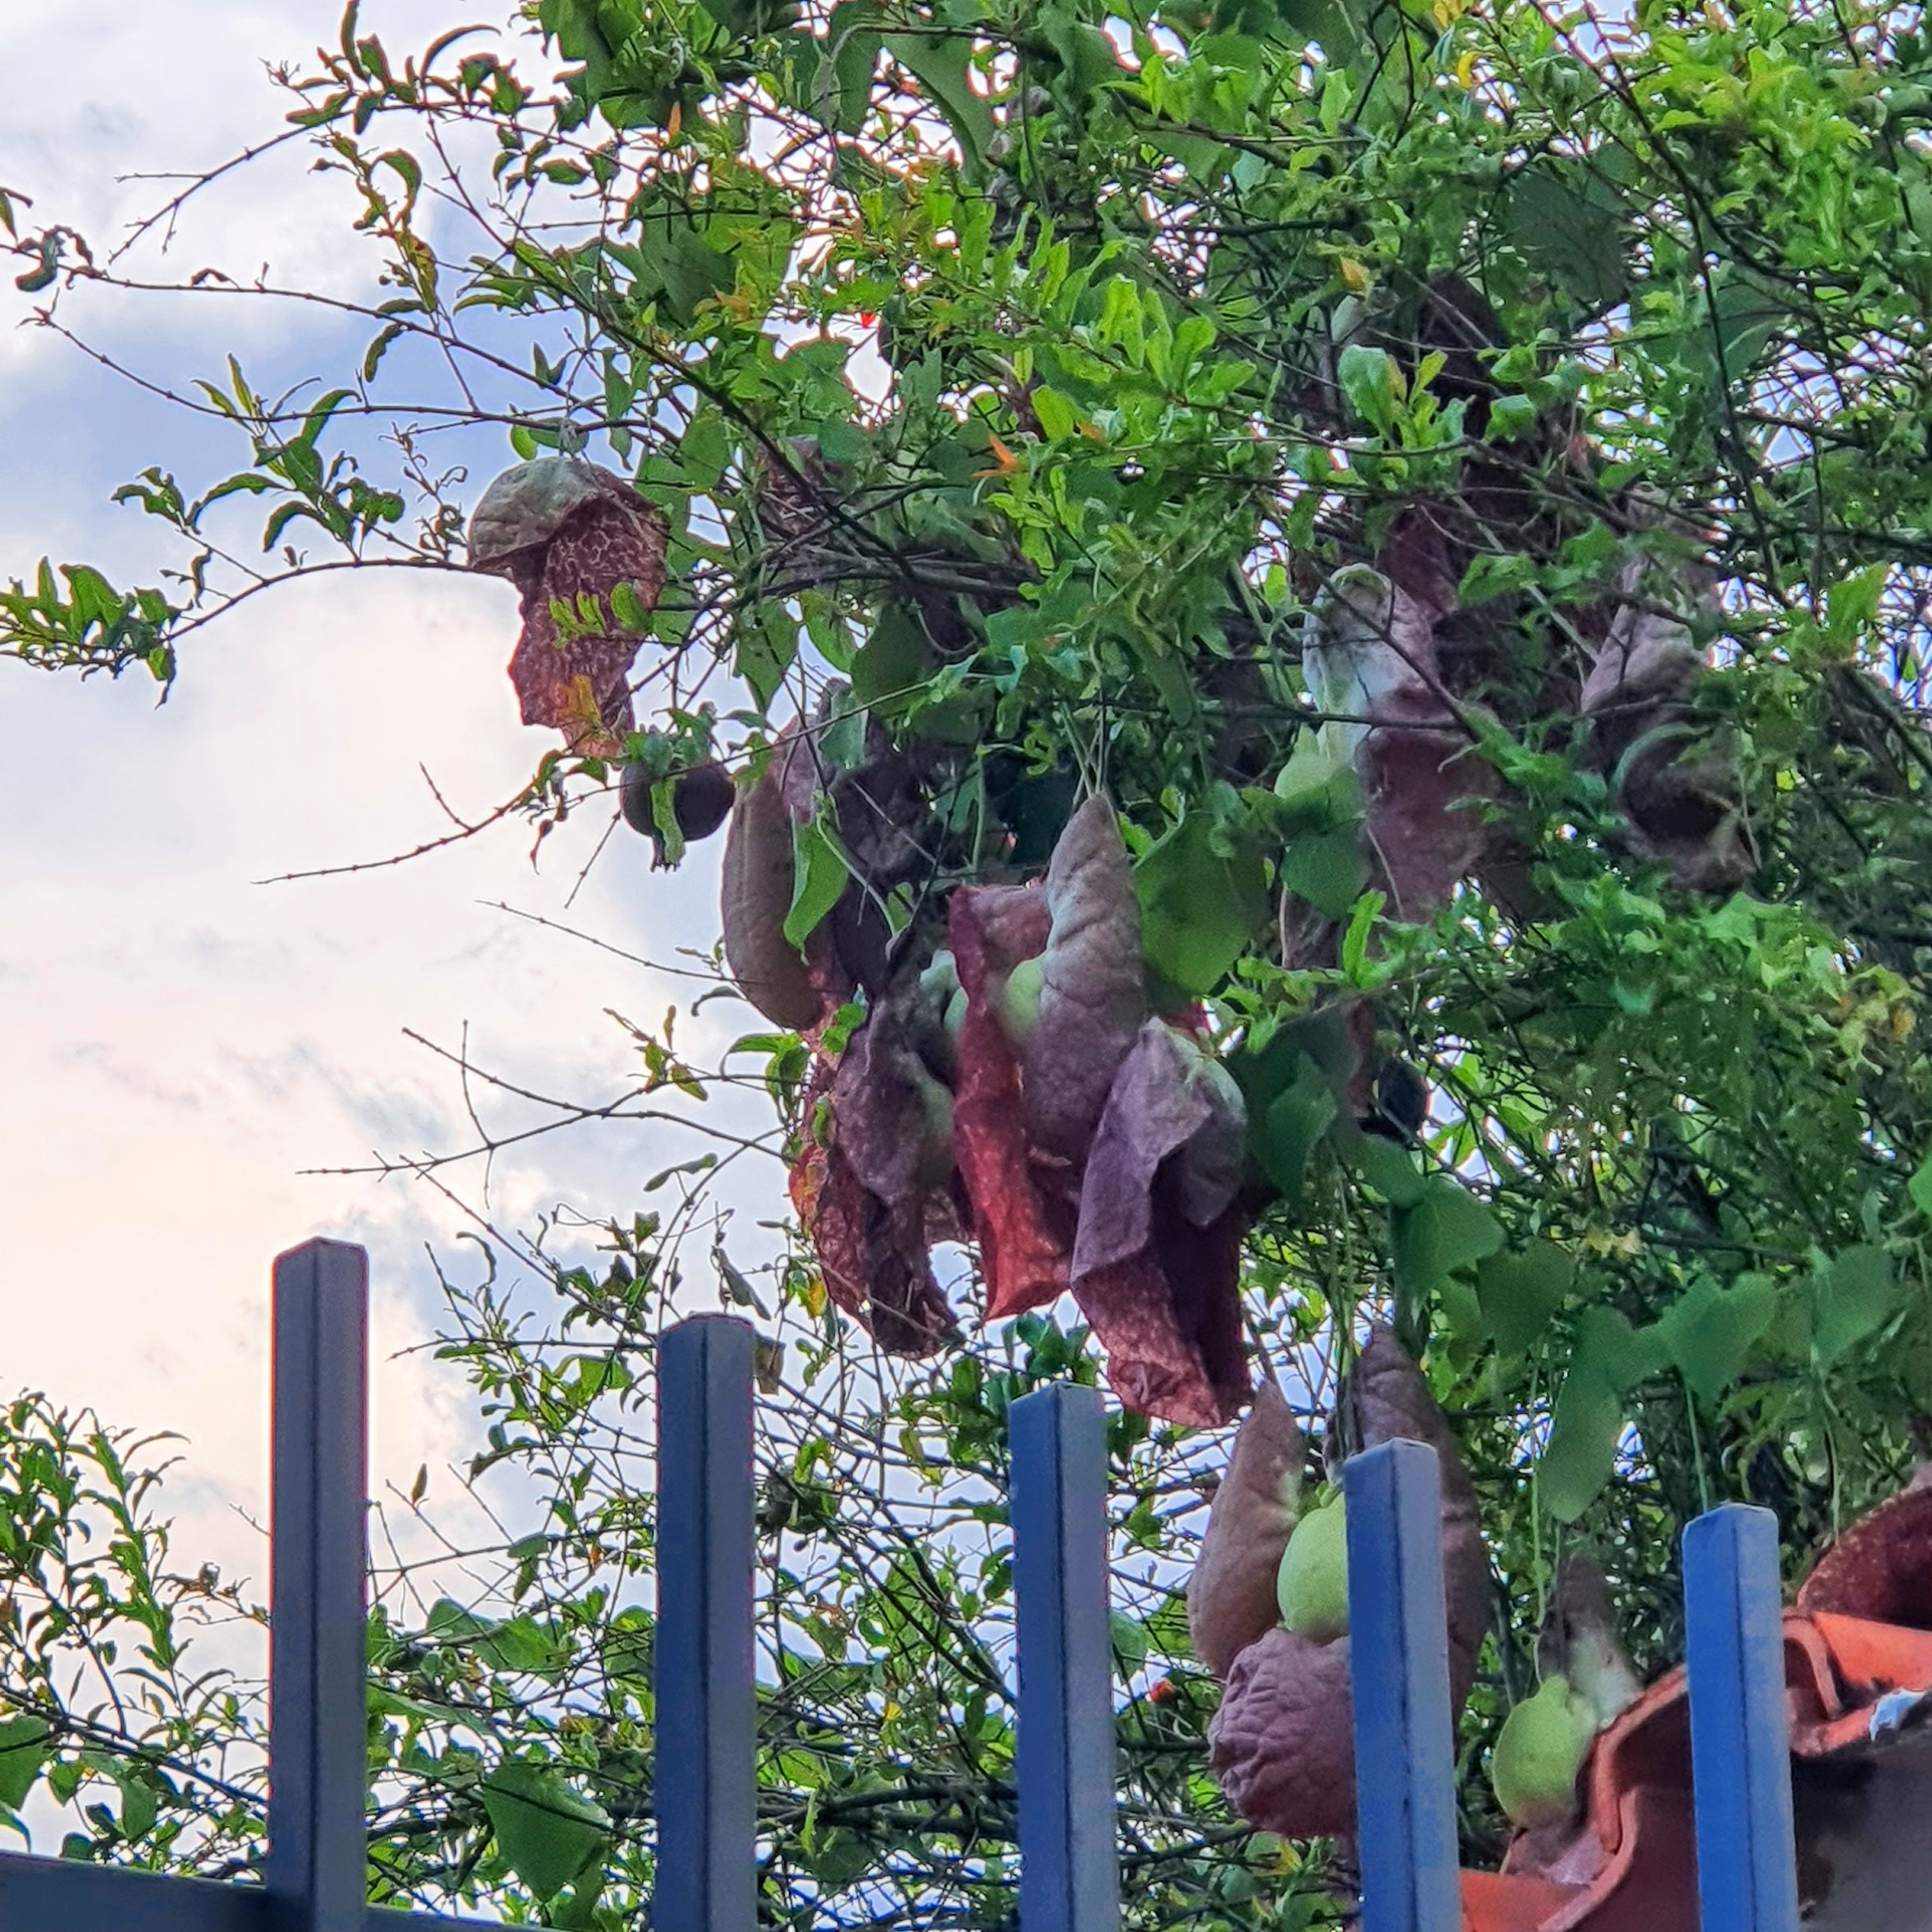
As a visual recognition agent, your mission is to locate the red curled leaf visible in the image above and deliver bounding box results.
[790,1016,960,1358]
[948,883,1074,1321]
[1071,1199,1248,1429]
[1188,1380,1304,1681]
[1067,1020,1251,1427]
[468,457,668,757]
[1022,796,1149,1162]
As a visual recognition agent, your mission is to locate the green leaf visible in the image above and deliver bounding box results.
[801,1826,875,1886]
[1271,733,1360,833]
[1574,1305,1670,1393]
[109,1765,157,1841]
[810,4,885,133]
[1339,889,1384,983]
[1391,1177,1504,1322]
[1135,795,1269,996]
[1485,394,1538,443]
[1908,1149,1932,1222]
[1657,1273,1778,1404]
[1813,1246,1896,1366]
[851,602,929,711]
[1689,267,1790,395]
[1337,344,1400,433]
[1030,385,1080,442]
[479,1761,610,1900]
[1251,1055,1337,1208]
[1501,160,1631,310]
[477,1614,569,1677]
[735,604,797,711]
[0,1717,50,1811]
[1039,5,1122,93]
[785,816,850,950]
[1279,826,1368,921]
[1108,1610,1149,1677]
[1475,1241,1574,1355]
[884,33,995,165]
[1338,1126,1425,1209]
[1539,1363,1623,1523]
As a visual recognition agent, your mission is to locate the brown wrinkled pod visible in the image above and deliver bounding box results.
[1204,1327,1489,1841]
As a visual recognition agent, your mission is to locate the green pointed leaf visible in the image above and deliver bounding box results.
[1135,794,1269,995]
[735,603,798,711]
[1574,1304,1669,1393]
[884,33,995,165]
[784,816,850,949]
[1108,1611,1149,1678]
[1657,1273,1778,1404]
[1476,1241,1574,1356]
[1908,1149,1932,1222]
[1338,1125,1426,1209]
[1337,343,1400,433]
[1252,1055,1337,1208]
[1539,1363,1623,1523]
[1279,825,1369,921]
[480,1761,610,1900]
[0,1717,50,1811]
[1392,1177,1504,1310]
[1501,160,1631,310]
[1813,1246,1896,1366]
[851,602,929,712]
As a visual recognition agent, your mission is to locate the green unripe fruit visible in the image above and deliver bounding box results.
[943,985,969,1058]
[995,954,1045,1047]
[1491,1674,1596,1828]
[915,1073,956,1188]
[1275,1491,1349,1641]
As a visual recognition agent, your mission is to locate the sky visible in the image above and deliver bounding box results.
[0,0,774,1664]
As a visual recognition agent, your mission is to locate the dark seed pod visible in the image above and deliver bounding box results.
[620,759,738,845]
[671,761,736,841]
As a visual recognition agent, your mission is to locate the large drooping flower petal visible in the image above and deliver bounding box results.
[1211,1628,1361,1839]
[720,696,935,1033]
[1349,1325,1490,1704]
[790,1001,961,1358]
[1188,1380,1305,1680]
[1022,796,1149,1162]
[468,457,668,756]
[1303,564,1494,925]
[947,884,1074,1321]
[1066,1020,1251,1427]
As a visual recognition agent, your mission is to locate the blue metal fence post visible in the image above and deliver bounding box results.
[1344,1438,1462,1932]
[652,1315,757,1932]
[266,1238,371,1932]
[1009,1383,1118,1932]
[1683,1504,1799,1932]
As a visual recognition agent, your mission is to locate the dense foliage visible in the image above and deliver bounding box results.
[12,0,1932,1918]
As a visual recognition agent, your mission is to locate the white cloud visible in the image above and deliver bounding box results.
[0,553,757,1583]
